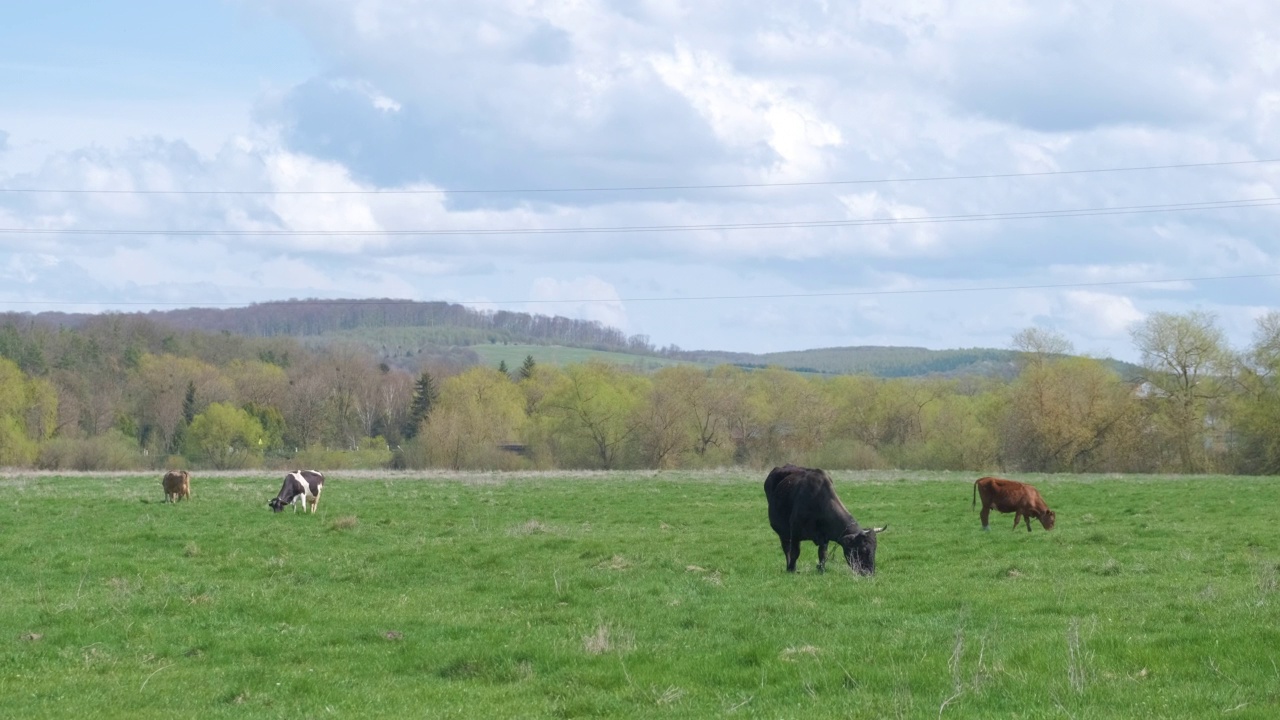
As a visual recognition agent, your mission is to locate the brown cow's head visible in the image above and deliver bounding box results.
[839,525,888,576]
[1039,510,1056,530]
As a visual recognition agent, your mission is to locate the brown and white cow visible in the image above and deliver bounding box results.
[268,470,325,513]
[162,470,191,503]
[972,476,1055,532]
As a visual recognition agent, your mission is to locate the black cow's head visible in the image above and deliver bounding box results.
[268,497,287,513]
[839,525,888,576]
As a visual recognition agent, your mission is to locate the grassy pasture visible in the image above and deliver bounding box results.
[1,470,1278,719]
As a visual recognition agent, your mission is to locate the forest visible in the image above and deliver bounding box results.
[0,304,1276,475]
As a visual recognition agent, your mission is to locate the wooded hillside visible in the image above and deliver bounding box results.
[14,299,1107,379]
[0,304,1271,476]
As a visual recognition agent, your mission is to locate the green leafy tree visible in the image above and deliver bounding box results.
[1000,355,1137,472]
[0,358,46,466]
[415,367,527,469]
[1131,311,1231,472]
[541,361,645,468]
[650,365,739,463]
[1231,311,1280,473]
[243,402,286,452]
[184,402,266,469]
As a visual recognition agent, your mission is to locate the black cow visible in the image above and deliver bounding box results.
[268,470,325,513]
[764,464,887,575]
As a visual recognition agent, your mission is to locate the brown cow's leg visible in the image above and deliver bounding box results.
[1012,512,1021,530]
[980,504,991,530]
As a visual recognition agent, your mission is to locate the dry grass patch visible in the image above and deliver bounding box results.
[509,519,555,536]
[330,515,359,531]
[779,645,820,662]
[597,555,630,570]
[582,623,632,655]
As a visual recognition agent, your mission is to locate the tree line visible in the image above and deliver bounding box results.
[0,309,1275,475]
[19,299,658,353]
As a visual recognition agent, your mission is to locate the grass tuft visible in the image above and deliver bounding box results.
[583,624,613,655]
[779,645,820,662]
[329,515,359,531]
[510,519,554,535]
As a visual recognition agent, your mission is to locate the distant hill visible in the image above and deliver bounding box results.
[8,299,1142,380]
[669,346,1020,378]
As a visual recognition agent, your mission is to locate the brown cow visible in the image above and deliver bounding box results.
[972,476,1054,532]
[162,470,191,503]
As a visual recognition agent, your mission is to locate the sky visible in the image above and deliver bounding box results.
[3,1,1280,362]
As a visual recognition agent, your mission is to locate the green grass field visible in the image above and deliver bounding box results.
[2,470,1278,718]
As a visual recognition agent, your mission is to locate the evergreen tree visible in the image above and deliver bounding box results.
[518,354,536,381]
[498,359,509,375]
[170,381,198,454]
[182,381,198,425]
[404,370,439,439]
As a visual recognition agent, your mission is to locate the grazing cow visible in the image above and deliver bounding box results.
[268,470,325,513]
[972,476,1055,532]
[764,464,888,575]
[162,470,190,503]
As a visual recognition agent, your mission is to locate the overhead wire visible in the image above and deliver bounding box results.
[1,196,1277,237]
[1,157,1275,312]
[0,272,1276,308]
[1,157,1277,196]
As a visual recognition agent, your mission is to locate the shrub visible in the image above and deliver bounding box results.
[37,431,144,471]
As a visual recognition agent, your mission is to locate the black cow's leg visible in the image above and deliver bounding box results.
[817,542,828,573]
[785,538,801,573]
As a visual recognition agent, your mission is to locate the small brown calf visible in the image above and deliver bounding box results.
[162,470,191,503]
[972,476,1054,532]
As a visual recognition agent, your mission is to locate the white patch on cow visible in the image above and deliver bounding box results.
[285,471,310,512]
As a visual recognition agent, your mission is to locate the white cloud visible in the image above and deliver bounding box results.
[2,1,1280,361]
[1062,291,1145,337]
[528,276,628,332]
[649,45,843,179]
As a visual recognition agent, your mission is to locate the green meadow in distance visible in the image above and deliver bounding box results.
[1,471,1277,718]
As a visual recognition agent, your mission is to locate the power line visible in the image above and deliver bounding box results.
[2,158,1277,196]
[1,196,1277,237]
[2,272,1275,309]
